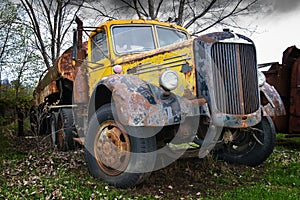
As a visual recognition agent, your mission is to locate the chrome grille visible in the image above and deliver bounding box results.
[211,43,259,114]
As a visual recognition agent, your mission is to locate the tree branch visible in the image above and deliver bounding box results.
[133,0,142,18]
[177,0,186,25]
[192,0,258,34]
[119,0,147,17]
[137,0,149,17]
[72,2,117,19]
[20,0,51,69]
[154,0,164,18]
[184,0,217,29]
[148,0,154,19]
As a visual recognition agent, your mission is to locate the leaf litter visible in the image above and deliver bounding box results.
[0,134,299,199]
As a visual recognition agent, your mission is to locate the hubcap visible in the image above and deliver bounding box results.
[94,120,130,176]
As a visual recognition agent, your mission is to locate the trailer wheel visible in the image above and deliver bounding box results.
[217,116,276,166]
[85,104,156,188]
[57,108,76,151]
[50,113,58,147]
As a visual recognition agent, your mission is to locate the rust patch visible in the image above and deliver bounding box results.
[73,60,89,104]
[33,42,87,106]
[58,47,75,81]
[99,74,201,126]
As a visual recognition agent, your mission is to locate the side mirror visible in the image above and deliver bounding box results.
[72,16,83,67]
[72,29,78,66]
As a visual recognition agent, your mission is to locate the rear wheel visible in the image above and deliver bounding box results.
[56,108,76,151]
[216,116,276,166]
[85,104,156,188]
[50,113,58,147]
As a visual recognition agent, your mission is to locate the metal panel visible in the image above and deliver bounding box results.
[289,57,300,133]
[263,62,290,133]
[211,43,259,115]
[263,46,300,134]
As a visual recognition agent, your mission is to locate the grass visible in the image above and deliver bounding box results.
[0,124,300,199]
[215,146,300,200]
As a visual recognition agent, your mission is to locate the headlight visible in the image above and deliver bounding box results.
[257,71,266,86]
[159,70,179,91]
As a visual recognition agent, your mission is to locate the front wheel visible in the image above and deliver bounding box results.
[216,116,276,166]
[85,104,156,188]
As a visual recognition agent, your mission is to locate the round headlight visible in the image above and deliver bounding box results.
[159,70,179,91]
[257,71,266,86]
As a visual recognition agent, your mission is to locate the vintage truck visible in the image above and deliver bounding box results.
[31,17,285,188]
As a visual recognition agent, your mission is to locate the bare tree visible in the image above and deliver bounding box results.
[85,0,261,35]
[182,0,260,35]
[20,0,84,70]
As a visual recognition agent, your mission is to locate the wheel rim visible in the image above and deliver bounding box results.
[226,129,263,155]
[94,120,131,176]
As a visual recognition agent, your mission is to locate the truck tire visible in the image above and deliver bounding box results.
[85,104,156,188]
[50,113,58,147]
[56,108,76,151]
[216,116,276,166]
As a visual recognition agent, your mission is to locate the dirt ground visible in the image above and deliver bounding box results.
[3,134,270,199]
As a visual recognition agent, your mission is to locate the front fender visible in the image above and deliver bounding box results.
[260,82,286,117]
[97,74,201,126]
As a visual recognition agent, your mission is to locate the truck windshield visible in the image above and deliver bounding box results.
[157,26,188,47]
[112,26,155,54]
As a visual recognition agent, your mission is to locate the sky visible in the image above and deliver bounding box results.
[249,0,300,64]
[6,0,300,65]
[92,0,300,64]
[102,0,300,64]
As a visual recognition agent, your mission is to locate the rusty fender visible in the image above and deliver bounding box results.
[260,82,286,117]
[93,74,202,126]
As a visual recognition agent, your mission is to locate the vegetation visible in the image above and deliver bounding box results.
[0,127,299,199]
[0,0,43,135]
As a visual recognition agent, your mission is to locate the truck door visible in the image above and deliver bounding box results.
[88,28,111,94]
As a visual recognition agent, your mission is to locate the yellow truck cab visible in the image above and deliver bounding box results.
[31,17,286,188]
[87,19,194,97]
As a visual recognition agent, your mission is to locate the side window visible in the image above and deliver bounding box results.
[157,27,188,47]
[91,30,108,62]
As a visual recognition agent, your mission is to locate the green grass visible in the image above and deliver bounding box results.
[214,138,300,200]
[215,154,300,199]
[0,128,299,199]
[216,184,299,199]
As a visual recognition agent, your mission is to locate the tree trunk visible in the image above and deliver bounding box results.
[148,0,154,19]
[17,104,24,136]
[177,0,185,26]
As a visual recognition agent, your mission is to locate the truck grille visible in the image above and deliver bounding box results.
[211,43,259,115]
